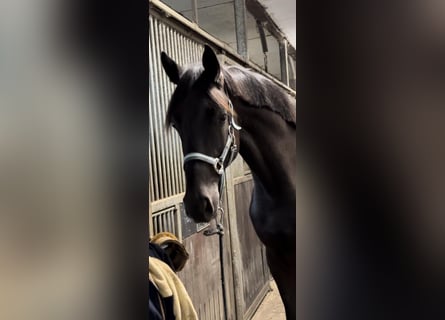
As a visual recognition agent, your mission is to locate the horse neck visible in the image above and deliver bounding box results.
[234,99,296,200]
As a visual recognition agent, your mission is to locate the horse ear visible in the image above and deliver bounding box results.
[202,44,221,82]
[161,52,181,84]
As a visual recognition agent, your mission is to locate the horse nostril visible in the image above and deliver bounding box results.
[183,192,216,222]
[203,196,214,215]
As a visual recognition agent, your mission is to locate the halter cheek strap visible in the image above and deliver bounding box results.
[182,97,241,175]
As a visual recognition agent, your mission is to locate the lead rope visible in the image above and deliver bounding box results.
[203,138,237,320]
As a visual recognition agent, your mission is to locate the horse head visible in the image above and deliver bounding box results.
[161,45,240,223]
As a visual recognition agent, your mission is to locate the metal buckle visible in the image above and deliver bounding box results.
[203,207,225,236]
[214,160,224,175]
[228,100,241,131]
[231,117,242,131]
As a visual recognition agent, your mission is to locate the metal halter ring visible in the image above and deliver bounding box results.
[214,160,224,175]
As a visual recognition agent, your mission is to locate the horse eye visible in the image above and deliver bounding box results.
[219,113,228,122]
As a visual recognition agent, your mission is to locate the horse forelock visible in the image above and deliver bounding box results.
[208,86,235,116]
[165,65,236,130]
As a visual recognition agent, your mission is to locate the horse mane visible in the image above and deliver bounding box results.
[165,64,296,130]
[222,66,296,127]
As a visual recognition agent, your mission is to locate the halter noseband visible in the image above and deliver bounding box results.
[183,98,241,175]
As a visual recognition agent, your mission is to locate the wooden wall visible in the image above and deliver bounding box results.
[234,179,271,318]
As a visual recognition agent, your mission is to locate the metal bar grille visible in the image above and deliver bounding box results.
[152,206,179,237]
[149,15,204,202]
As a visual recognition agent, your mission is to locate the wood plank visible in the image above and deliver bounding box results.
[234,179,271,315]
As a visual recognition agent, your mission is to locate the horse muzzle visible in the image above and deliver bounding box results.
[183,186,219,223]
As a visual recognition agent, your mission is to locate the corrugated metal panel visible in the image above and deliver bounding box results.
[152,206,182,238]
[149,15,204,202]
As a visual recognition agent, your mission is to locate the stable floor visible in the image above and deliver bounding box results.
[251,281,286,320]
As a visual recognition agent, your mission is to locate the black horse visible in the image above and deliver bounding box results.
[161,45,296,319]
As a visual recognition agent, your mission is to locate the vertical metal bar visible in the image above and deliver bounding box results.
[192,0,199,24]
[167,209,172,233]
[153,216,158,234]
[155,22,170,198]
[170,208,176,235]
[158,22,168,198]
[161,23,174,198]
[168,27,180,196]
[148,141,154,200]
[171,209,175,234]
[159,212,165,232]
[176,204,183,240]
[162,212,165,233]
[151,19,167,199]
[169,28,178,196]
[172,33,182,193]
[279,39,289,86]
[167,211,171,233]
[162,214,165,234]
[153,215,156,235]
[149,17,161,201]
[171,33,182,194]
[163,211,167,233]
[168,208,176,235]
[148,17,155,202]
[151,18,161,200]
[169,211,172,233]
[165,26,174,195]
[163,26,172,195]
[148,105,159,200]
[177,34,187,192]
[149,203,153,237]
[161,24,174,198]
[233,0,248,59]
